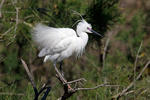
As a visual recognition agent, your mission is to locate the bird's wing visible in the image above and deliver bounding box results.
[32,23,76,57]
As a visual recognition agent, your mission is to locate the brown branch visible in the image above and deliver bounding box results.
[14,7,19,33]
[0,26,14,39]
[56,70,119,100]
[0,92,24,96]
[136,61,150,80]
[133,41,142,99]
[64,78,86,84]
[21,59,36,89]
[0,0,5,18]
[112,60,150,99]
[103,32,112,68]
[21,59,51,100]
[124,90,134,95]
[75,84,120,91]
[23,21,33,28]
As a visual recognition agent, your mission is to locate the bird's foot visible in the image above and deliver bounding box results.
[67,84,73,90]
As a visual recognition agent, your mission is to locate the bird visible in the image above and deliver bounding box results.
[31,18,102,83]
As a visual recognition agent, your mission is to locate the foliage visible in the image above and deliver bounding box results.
[0,0,150,100]
[117,11,146,51]
[87,0,120,36]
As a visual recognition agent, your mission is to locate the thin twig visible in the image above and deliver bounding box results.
[124,90,134,95]
[1,11,16,13]
[54,65,67,84]
[113,60,150,99]
[64,78,86,84]
[0,92,24,96]
[133,41,142,100]
[21,59,51,100]
[14,7,19,33]
[0,0,5,18]
[23,21,33,28]
[57,73,120,100]
[21,59,36,89]
[136,61,150,80]
[75,84,120,91]
[0,26,14,38]
[103,32,112,68]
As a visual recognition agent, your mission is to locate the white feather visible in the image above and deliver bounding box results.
[32,20,92,63]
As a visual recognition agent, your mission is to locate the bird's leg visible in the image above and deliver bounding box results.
[53,63,67,83]
[59,61,64,76]
[53,62,72,89]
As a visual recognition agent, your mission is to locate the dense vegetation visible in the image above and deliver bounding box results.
[0,0,150,100]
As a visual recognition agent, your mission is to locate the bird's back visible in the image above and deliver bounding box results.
[32,23,77,57]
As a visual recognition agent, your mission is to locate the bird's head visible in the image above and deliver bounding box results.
[76,19,103,37]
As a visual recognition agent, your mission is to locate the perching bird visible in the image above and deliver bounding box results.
[32,18,102,82]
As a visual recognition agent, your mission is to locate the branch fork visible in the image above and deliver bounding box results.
[21,59,119,100]
[21,59,51,100]
[55,69,119,100]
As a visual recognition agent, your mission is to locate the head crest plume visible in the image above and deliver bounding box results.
[72,10,85,27]
[72,10,84,20]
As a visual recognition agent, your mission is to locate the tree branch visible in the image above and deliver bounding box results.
[0,0,5,18]
[56,71,119,100]
[133,41,142,99]
[112,60,150,99]
[64,78,86,84]
[0,92,24,96]
[21,59,36,89]
[75,84,120,91]
[21,59,51,100]
[103,32,112,68]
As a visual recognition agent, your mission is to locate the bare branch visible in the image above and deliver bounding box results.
[0,26,14,39]
[0,92,24,96]
[14,7,19,33]
[76,84,120,91]
[113,60,150,99]
[64,78,86,84]
[21,59,36,89]
[136,61,150,80]
[124,90,134,95]
[56,71,120,100]
[133,41,142,99]
[21,59,51,100]
[103,32,112,67]
[23,21,34,28]
[0,0,5,18]
[54,65,68,84]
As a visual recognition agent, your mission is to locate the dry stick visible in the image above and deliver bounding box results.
[75,84,120,91]
[57,73,120,100]
[21,59,38,95]
[133,41,142,100]
[14,7,19,33]
[124,90,134,95]
[23,21,33,28]
[103,32,112,68]
[113,61,150,99]
[64,78,86,84]
[0,0,5,18]
[54,65,67,84]
[0,26,14,39]
[0,92,24,96]
[21,59,51,100]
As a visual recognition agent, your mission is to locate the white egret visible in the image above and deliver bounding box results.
[32,18,102,83]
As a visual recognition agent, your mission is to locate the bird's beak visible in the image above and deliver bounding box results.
[88,28,103,37]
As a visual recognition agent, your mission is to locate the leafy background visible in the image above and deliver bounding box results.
[0,0,150,100]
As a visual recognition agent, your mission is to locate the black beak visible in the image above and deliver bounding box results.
[90,29,103,37]
[87,28,103,37]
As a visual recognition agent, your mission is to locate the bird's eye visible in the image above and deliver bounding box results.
[87,27,90,30]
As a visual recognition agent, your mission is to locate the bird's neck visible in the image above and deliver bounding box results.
[77,30,89,48]
[73,30,88,57]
